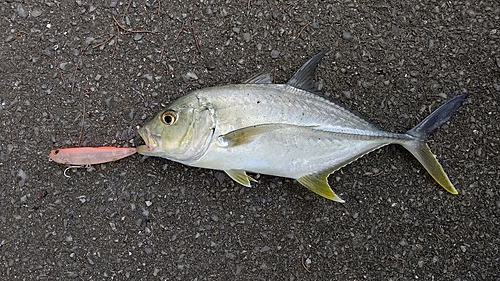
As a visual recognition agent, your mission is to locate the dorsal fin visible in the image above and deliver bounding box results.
[242,70,273,84]
[286,50,328,92]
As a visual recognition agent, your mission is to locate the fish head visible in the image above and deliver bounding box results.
[137,95,216,163]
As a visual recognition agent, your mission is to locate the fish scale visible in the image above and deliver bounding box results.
[137,51,467,202]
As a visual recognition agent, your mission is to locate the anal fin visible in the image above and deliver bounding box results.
[225,170,257,187]
[297,172,345,203]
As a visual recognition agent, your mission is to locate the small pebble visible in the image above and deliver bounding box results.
[31,8,43,17]
[59,63,68,70]
[16,3,28,18]
[260,246,270,252]
[270,50,280,59]
[183,71,198,81]
[17,169,28,186]
[123,108,135,121]
[205,60,216,71]
[242,33,251,42]
[203,6,213,16]
[5,35,14,43]
[133,33,143,41]
[429,39,435,49]
[493,83,500,92]
[153,268,160,276]
[342,31,353,40]
[85,37,95,45]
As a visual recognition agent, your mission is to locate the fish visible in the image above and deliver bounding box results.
[136,51,467,202]
[49,147,136,165]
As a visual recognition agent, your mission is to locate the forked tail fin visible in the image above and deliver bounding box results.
[402,94,468,194]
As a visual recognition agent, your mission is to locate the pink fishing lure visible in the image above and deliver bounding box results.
[49,147,136,165]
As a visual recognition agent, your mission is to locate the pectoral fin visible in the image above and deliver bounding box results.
[297,172,344,203]
[225,169,257,187]
[218,124,288,147]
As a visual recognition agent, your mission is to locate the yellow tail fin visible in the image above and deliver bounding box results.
[404,94,467,194]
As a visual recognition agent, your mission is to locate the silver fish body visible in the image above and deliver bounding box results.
[176,84,410,174]
[137,51,467,202]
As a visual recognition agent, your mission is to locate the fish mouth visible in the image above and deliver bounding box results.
[136,126,161,154]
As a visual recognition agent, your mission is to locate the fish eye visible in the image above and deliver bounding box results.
[53,149,59,155]
[161,111,178,125]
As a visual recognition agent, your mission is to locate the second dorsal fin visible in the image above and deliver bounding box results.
[286,50,328,92]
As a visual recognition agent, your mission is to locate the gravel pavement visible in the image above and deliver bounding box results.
[1,1,499,280]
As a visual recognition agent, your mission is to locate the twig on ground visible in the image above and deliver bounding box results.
[285,0,299,12]
[290,21,311,42]
[112,16,154,34]
[175,21,185,40]
[77,98,86,146]
[191,20,201,53]
[59,69,66,85]
[301,256,311,273]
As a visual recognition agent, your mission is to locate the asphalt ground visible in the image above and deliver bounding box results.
[1,0,499,280]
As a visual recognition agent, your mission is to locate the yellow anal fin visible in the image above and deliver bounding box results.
[225,170,257,187]
[297,172,345,203]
